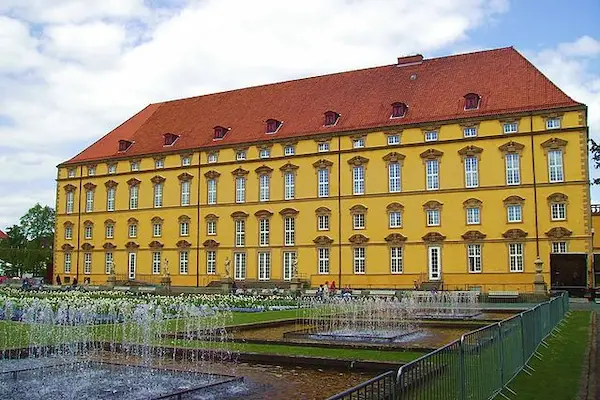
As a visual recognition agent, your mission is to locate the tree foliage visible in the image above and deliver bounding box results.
[590,139,600,185]
[19,203,55,242]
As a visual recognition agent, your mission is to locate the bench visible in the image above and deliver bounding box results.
[488,291,519,299]
[138,286,156,293]
[369,290,397,297]
[113,286,131,292]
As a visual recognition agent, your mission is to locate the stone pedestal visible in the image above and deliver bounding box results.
[290,278,302,295]
[221,277,233,295]
[533,257,547,294]
[106,275,116,289]
[160,275,172,295]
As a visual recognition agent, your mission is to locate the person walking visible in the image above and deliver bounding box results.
[56,275,62,286]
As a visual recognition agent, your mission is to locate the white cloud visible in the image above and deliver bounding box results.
[0,0,511,228]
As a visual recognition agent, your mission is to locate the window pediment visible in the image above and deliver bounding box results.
[279,162,299,172]
[254,209,274,218]
[83,183,97,191]
[178,172,193,181]
[125,241,139,250]
[176,240,191,249]
[151,176,166,185]
[83,220,93,226]
[203,239,220,249]
[205,213,219,221]
[151,216,164,224]
[279,208,299,217]
[349,204,367,214]
[204,170,221,179]
[541,138,568,151]
[312,159,334,169]
[81,243,94,251]
[386,202,404,212]
[420,149,443,160]
[462,230,486,241]
[382,152,406,163]
[127,178,141,186]
[104,180,118,188]
[385,233,407,245]
[545,227,572,239]
[255,165,273,175]
[423,200,443,210]
[349,234,369,244]
[458,145,483,158]
[422,232,446,243]
[347,156,369,166]
[231,211,249,220]
[104,219,116,225]
[498,141,525,153]
[547,193,568,203]
[64,184,77,192]
[149,240,164,249]
[315,207,331,216]
[503,195,525,206]
[179,215,191,223]
[231,167,249,177]
[103,242,116,250]
[127,218,139,225]
[463,198,482,208]
[63,221,74,227]
[502,229,528,240]
[61,243,74,251]
[313,235,334,246]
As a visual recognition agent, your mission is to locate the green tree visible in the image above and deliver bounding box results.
[19,203,55,242]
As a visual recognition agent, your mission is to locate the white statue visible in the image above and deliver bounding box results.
[109,262,116,276]
[224,257,231,278]
[292,258,298,278]
[162,258,170,277]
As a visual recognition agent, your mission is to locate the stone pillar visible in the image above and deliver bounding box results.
[160,275,172,295]
[106,275,116,289]
[290,277,302,295]
[533,257,547,294]
[221,277,233,295]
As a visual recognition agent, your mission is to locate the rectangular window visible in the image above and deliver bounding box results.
[108,164,117,174]
[86,190,94,212]
[258,252,271,281]
[207,220,216,235]
[105,224,114,239]
[155,159,164,169]
[87,166,95,176]
[551,203,566,221]
[107,187,116,211]
[426,160,439,190]
[152,251,161,275]
[84,225,93,240]
[503,122,518,134]
[259,218,269,246]
[129,224,137,238]
[318,168,329,198]
[509,243,524,272]
[84,252,92,274]
[236,177,246,203]
[234,252,246,280]
[353,166,365,195]
[284,145,295,156]
[387,135,400,145]
[236,151,246,161]
[65,226,73,240]
[284,172,295,200]
[259,148,270,159]
[466,207,480,225]
[64,253,72,273]
[505,153,520,185]
[353,138,365,148]
[389,212,402,228]
[66,191,74,214]
[105,252,113,274]
[154,183,163,208]
[464,157,479,188]
[283,251,296,281]
[130,161,139,171]
[388,163,401,193]
[390,247,403,274]
[552,242,567,253]
[468,244,482,273]
[427,209,440,226]
[507,205,522,223]
[128,252,136,280]
[153,223,162,237]
[181,181,191,206]
[548,150,564,183]
[284,217,295,246]
[129,185,139,210]
[180,221,190,236]
[546,118,561,130]
[182,156,191,166]
[235,220,245,247]
[259,174,270,202]
[207,179,217,205]
[425,131,438,142]
[353,213,365,230]
[179,251,189,274]
[353,247,366,274]
[463,127,477,138]
[207,153,217,163]
[318,248,330,274]
[68,169,76,178]
[318,215,330,231]
[206,251,216,274]
[318,142,330,152]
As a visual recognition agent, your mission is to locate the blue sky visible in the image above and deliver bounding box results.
[0,0,598,230]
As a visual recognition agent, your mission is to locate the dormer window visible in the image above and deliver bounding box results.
[464,93,480,110]
[391,102,407,118]
[236,150,246,161]
[265,119,281,134]
[213,126,228,140]
[324,111,339,126]
[163,133,180,146]
[118,140,133,152]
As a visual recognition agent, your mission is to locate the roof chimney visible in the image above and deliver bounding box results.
[397,54,423,67]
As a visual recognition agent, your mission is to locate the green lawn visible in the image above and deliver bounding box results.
[501,311,591,400]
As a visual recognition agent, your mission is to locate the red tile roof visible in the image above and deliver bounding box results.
[64,47,581,165]
[0,230,7,240]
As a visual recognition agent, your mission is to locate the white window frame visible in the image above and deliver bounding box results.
[551,241,567,253]
[505,153,521,185]
[467,244,482,273]
[108,164,117,174]
[207,220,216,236]
[284,172,295,200]
[152,223,162,237]
[235,177,246,203]
[353,247,366,274]
[507,205,522,223]
[235,219,245,247]
[283,251,295,281]
[258,252,271,281]
[84,224,93,240]
[84,252,92,274]
[128,252,136,280]
[105,224,114,239]
[179,251,189,274]
[463,127,477,138]
[546,118,561,130]
[152,251,161,275]
[234,252,246,280]
[548,150,564,183]
[105,252,113,274]
[509,243,524,272]
[65,225,73,240]
[466,207,480,225]
[387,135,400,145]
[66,191,74,214]
[107,187,116,212]
[180,221,190,236]
[551,203,566,221]
[259,174,270,202]
[389,211,402,228]
[155,159,164,169]
[318,142,330,152]
[181,180,191,206]
[67,169,76,178]
[64,253,72,273]
[353,213,365,230]
[318,214,330,231]
[129,185,139,210]
[207,179,217,205]
[153,183,163,208]
[86,190,94,213]
[259,218,269,246]
[388,162,401,193]
[130,161,139,172]
[503,122,518,134]
[284,145,295,156]
[284,217,295,246]
[318,248,330,274]
[207,153,218,163]
[236,151,246,161]
[206,250,216,274]
[259,148,270,159]
[425,131,438,142]
[318,168,329,198]
[390,247,403,274]
[427,209,440,227]
[464,157,479,188]
[352,138,365,148]
[128,223,137,238]
[182,156,191,166]
[87,166,95,176]
[426,160,439,190]
[353,166,365,195]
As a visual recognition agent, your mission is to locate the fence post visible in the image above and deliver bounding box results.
[459,335,467,400]
[498,322,505,387]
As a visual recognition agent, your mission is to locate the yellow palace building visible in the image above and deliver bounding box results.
[54,47,592,292]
